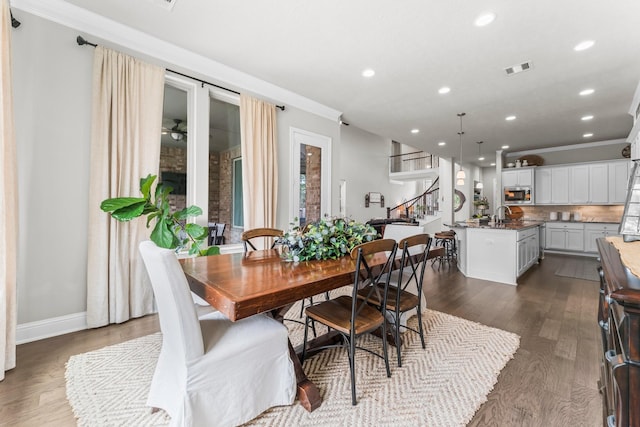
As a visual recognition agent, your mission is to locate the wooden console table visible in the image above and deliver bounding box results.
[596,238,640,427]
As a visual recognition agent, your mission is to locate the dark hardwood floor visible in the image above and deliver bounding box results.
[0,253,602,426]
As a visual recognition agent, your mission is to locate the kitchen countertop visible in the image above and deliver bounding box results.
[544,220,620,224]
[447,221,544,231]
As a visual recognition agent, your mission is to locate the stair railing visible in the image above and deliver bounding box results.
[387,177,439,219]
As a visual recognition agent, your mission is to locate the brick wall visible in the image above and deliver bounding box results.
[159,145,241,244]
[305,145,322,223]
[159,146,187,213]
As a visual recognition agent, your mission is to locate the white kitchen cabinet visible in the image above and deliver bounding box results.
[534,160,629,206]
[569,165,589,204]
[535,168,552,204]
[588,163,609,204]
[545,222,584,251]
[584,223,619,253]
[502,168,534,187]
[608,160,631,204]
[517,228,539,277]
[551,167,569,204]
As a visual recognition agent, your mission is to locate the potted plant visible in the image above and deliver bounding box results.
[278,217,378,262]
[100,174,219,256]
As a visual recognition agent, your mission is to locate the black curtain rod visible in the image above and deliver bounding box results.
[76,36,285,111]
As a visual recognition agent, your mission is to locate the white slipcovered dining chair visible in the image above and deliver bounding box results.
[139,241,296,427]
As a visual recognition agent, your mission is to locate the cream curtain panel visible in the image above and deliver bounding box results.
[240,94,278,246]
[0,0,17,382]
[86,47,164,328]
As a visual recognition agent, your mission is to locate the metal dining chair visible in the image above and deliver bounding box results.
[301,238,398,405]
[359,233,432,366]
[208,222,226,246]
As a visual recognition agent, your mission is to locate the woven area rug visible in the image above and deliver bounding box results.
[66,302,519,427]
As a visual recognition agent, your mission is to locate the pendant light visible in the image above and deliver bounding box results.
[475,141,484,189]
[456,113,466,185]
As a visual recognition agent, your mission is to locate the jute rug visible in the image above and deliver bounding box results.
[66,302,519,427]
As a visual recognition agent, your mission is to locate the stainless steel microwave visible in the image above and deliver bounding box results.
[503,186,532,204]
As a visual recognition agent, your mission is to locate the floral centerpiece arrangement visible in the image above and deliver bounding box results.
[278,217,378,262]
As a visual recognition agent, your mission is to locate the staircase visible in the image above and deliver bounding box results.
[387,177,439,219]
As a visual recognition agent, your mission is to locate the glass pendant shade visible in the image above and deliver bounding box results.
[456,178,465,186]
[456,169,466,179]
[476,182,484,189]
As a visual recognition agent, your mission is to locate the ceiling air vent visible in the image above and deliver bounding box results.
[504,61,533,76]
[145,0,177,11]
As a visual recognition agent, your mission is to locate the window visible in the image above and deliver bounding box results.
[232,158,244,228]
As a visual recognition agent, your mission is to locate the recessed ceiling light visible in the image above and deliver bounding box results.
[505,115,516,121]
[474,12,496,27]
[478,156,485,161]
[361,68,375,78]
[574,40,595,51]
[438,141,446,146]
[438,86,451,94]
[583,133,594,138]
[580,88,595,96]
[411,129,420,134]
[581,115,594,121]
[501,145,509,149]
[490,163,496,166]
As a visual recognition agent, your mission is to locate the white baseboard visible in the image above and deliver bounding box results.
[16,312,87,345]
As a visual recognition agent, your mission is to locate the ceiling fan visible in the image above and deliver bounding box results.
[162,119,187,141]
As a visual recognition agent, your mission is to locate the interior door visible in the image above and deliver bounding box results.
[290,128,331,227]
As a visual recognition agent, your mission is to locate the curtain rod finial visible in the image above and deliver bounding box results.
[76,36,97,47]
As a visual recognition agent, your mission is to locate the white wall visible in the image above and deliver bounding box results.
[439,158,453,225]
[481,166,497,212]
[11,12,342,331]
[13,13,93,324]
[338,125,416,223]
[275,106,340,230]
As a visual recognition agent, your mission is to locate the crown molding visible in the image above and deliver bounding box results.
[11,0,343,122]
[504,138,627,157]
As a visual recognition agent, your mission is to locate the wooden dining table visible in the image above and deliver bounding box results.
[180,245,444,412]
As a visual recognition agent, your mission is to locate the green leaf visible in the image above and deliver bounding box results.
[100,197,146,213]
[139,174,156,199]
[185,223,206,239]
[175,205,203,220]
[110,201,147,221]
[202,246,220,256]
[145,211,160,228]
[150,217,175,249]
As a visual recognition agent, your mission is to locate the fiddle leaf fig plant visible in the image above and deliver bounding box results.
[100,174,219,256]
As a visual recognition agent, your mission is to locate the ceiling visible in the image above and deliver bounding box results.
[161,86,240,152]
[66,0,640,166]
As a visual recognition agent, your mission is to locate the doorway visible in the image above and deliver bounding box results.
[290,128,331,226]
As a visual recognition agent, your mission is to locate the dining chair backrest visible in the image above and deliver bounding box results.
[241,227,283,252]
[395,233,431,297]
[349,238,398,334]
[208,222,227,246]
[139,241,205,364]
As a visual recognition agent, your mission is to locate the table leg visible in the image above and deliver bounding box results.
[288,340,322,412]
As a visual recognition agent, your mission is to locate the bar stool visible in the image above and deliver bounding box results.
[432,231,457,265]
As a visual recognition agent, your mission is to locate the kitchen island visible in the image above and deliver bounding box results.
[448,221,543,286]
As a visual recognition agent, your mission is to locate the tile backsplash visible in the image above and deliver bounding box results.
[519,205,624,223]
